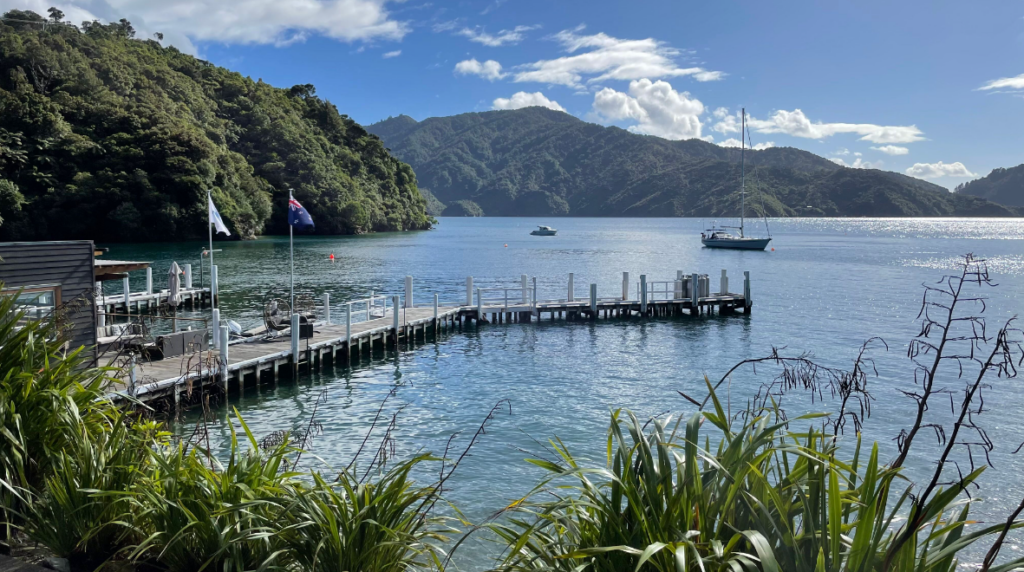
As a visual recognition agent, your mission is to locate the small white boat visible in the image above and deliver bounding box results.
[530,225,557,236]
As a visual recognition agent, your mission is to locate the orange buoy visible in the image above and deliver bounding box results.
[771,248,775,251]
[504,244,508,248]
[329,253,335,262]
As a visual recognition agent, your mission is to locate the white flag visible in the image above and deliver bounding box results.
[209,196,230,236]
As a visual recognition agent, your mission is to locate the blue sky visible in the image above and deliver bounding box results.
[7,0,1024,188]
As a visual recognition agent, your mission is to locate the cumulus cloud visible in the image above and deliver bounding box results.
[454,58,507,80]
[872,145,908,156]
[712,108,924,144]
[8,0,409,54]
[978,73,1024,91]
[718,138,774,150]
[905,161,976,179]
[830,157,883,169]
[456,25,538,47]
[511,27,723,88]
[592,79,705,140]
[492,91,565,111]
[382,50,401,58]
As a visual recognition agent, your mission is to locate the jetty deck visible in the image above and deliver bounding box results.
[113,269,754,408]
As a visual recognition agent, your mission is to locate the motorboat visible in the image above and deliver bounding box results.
[530,225,557,236]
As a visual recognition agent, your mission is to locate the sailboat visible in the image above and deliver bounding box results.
[702,108,772,251]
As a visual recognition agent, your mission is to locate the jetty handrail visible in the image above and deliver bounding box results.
[644,280,686,301]
[476,286,535,309]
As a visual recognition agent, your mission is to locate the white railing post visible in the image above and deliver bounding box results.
[622,272,629,301]
[146,267,153,294]
[466,277,474,306]
[675,270,684,299]
[211,265,219,304]
[721,270,729,296]
[590,284,597,314]
[220,325,230,391]
[184,264,193,290]
[504,289,508,310]
[123,275,131,305]
[568,273,574,302]
[290,313,300,368]
[521,274,528,303]
[211,308,220,349]
[323,293,331,325]
[433,293,438,323]
[346,302,352,342]
[640,275,647,314]
[532,277,538,309]
[692,273,700,307]
[405,276,413,309]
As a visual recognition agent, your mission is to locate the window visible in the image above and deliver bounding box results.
[4,284,62,325]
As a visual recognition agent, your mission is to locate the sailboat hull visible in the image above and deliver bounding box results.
[702,237,772,251]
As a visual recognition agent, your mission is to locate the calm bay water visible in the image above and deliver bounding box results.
[102,217,1024,568]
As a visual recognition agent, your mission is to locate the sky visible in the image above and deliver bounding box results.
[4,0,1023,189]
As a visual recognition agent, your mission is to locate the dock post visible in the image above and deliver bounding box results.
[532,277,538,310]
[392,295,400,344]
[521,275,528,303]
[323,293,331,325]
[622,272,629,301]
[590,284,597,316]
[433,293,439,328]
[405,276,413,309]
[220,325,229,393]
[211,265,219,305]
[184,264,193,290]
[568,273,574,302]
[744,271,751,312]
[123,275,131,308]
[640,275,647,315]
[146,268,153,295]
[211,308,220,349]
[676,270,684,299]
[721,270,729,296]
[691,273,699,314]
[346,302,352,343]
[290,314,300,375]
[476,288,482,324]
[466,277,474,306]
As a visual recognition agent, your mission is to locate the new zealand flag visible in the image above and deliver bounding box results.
[288,197,315,230]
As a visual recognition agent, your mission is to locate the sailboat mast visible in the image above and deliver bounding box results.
[740,108,745,238]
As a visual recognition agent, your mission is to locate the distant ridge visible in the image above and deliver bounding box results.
[369,107,1018,218]
[956,164,1024,207]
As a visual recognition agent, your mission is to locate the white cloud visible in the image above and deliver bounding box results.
[511,27,723,88]
[872,145,908,156]
[978,73,1024,91]
[454,58,507,80]
[905,161,976,179]
[457,25,538,47]
[10,0,409,54]
[712,111,739,134]
[382,50,401,58]
[713,108,924,144]
[718,138,774,150]
[830,157,883,169]
[492,91,565,112]
[835,148,850,156]
[593,79,704,140]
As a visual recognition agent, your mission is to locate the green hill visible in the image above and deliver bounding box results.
[955,164,1024,207]
[368,108,1017,218]
[0,10,431,241]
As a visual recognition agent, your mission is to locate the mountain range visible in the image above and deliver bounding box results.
[955,164,1024,207]
[368,108,1019,219]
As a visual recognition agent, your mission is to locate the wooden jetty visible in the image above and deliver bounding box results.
[96,262,213,316]
[115,269,753,408]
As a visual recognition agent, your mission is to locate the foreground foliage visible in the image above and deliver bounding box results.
[0,10,431,240]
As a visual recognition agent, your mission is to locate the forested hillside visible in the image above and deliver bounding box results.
[369,108,1017,218]
[956,164,1024,207]
[0,10,431,241]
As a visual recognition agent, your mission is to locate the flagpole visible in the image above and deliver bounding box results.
[289,191,295,310]
[207,189,215,309]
